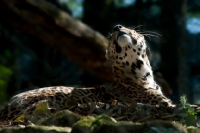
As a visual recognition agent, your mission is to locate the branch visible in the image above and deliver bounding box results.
[0,0,112,81]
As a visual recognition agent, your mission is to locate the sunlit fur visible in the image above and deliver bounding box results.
[106,25,174,106]
[0,25,174,125]
[106,25,161,93]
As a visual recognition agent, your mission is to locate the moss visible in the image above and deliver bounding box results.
[72,115,144,133]
[93,120,145,133]
[71,117,96,133]
[93,119,188,133]
[40,110,85,127]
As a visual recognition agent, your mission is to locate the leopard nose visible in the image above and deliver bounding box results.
[113,25,122,32]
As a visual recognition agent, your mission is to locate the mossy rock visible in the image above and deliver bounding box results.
[187,126,200,133]
[39,110,82,126]
[71,115,114,133]
[71,117,96,133]
[0,125,71,133]
[40,110,95,127]
[93,120,187,133]
[72,118,187,133]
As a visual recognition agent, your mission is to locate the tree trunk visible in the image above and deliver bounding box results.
[160,0,189,102]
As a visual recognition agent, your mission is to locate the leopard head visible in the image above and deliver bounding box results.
[106,25,160,91]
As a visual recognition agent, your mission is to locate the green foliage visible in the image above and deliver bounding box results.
[180,95,189,108]
[14,115,25,123]
[180,95,195,116]
[187,12,200,18]
[179,95,200,127]
[0,65,12,106]
[59,0,83,18]
[114,0,136,8]
[33,102,51,117]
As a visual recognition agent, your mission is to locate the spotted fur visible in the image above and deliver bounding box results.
[0,25,174,125]
[106,25,174,106]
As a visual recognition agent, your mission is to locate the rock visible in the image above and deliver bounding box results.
[187,126,200,133]
[72,117,187,133]
[71,115,116,133]
[71,117,95,133]
[145,120,187,133]
[0,109,191,133]
[40,110,94,127]
[0,125,71,133]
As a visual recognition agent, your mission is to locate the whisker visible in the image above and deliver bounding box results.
[135,30,142,32]
[146,44,150,49]
[138,31,161,36]
[142,34,160,37]
[140,34,161,39]
[131,25,143,30]
[143,34,151,41]
[146,46,152,59]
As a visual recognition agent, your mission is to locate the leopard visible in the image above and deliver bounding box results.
[105,25,174,106]
[0,25,174,125]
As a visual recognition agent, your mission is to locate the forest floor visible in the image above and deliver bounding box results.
[0,95,200,133]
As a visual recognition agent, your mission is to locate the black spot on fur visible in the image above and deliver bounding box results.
[141,77,147,81]
[137,100,142,102]
[131,60,144,74]
[126,61,129,66]
[161,102,168,106]
[10,107,17,112]
[131,62,137,75]
[137,52,140,55]
[133,49,136,52]
[154,101,158,104]
[116,61,120,64]
[131,37,137,44]
[143,100,149,103]
[156,85,159,90]
[116,56,118,59]
[151,100,156,104]
[146,72,150,77]
[142,54,144,58]
[56,96,62,101]
[158,98,162,100]
[114,41,121,53]
[136,59,143,69]
[119,57,123,60]
[113,66,120,70]
[138,48,141,51]
[125,53,127,57]
[142,72,150,80]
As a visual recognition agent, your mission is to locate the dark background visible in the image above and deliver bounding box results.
[0,0,200,107]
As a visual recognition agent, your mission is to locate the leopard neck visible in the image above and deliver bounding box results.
[111,61,161,93]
